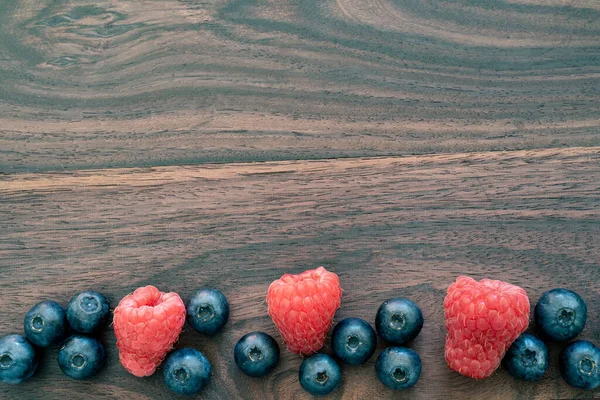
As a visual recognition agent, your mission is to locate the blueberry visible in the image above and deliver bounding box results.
[375,298,423,345]
[24,300,68,348]
[299,353,341,396]
[163,348,212,395]
[559,340,600,390]
[376,347,421,390]
[66,291,110,334]
[0,334,38,384]
[331,318,377,365]
[503,333,549,381]
[534,288,587,341]
[58,335,105,380]
[234,332,280,377]
[186,288,229,335]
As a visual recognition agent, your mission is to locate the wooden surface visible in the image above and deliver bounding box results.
[1,148,600,399]
[1,0,600,399]
[1,0,600,172]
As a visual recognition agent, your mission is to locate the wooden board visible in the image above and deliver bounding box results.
[1,0,599,398]
[1,147,599,399]
[0,0,599,173]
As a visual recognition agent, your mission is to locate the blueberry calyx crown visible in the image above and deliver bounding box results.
[346,335,361,351]
[0,353,13,369]
[70,354,87,369]
[30,316,44,332]
[248,347,263,362]
[578,357,596,377]
[521,349,538,367]
[196,304,215,323]
[390,313,405,329]
[392,367,408,383]
[79,296,100,313]
[557,308,576,327]
[173,367,190,383]
[315,370,329,384]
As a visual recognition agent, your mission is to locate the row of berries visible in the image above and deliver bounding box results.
[0,291,110,383]
[506,288,598,389]
[1,268,599,396]
[266,270,599,394]
[0,287,232,395]
[0,267,421,395]
[445,277,599,390]
[294,297,425,395]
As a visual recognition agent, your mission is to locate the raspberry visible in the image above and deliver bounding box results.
[266,267,342,355]
[444,276,530,379]
[113,285,186,377]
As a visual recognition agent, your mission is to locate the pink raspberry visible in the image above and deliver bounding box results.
[113,285,186,377]
[267,266,342,355]
[444,276,530,379]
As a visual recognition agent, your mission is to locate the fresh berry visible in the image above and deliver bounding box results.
[559,340,600,390]
[444,276,530,379]
[331,318,376,365]
[376,347,421,390]
[267,266,342,355]
[298,353,341,396]
[0,334,38,384]
[234,332,280,377]
[113,285,186,377]
[186,288,229,335]
[503,333,548,381]
[534,288,587,342]
[66,291,110,334]
[58,335,105,380]
[375,298,423,345]
[163,348,212,395]
[24,300,68,348]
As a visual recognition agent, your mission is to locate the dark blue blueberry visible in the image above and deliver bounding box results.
[234,332,280,377]
[376,347,421,390]
[331,318,377,365]
[375,298,423,345]
[58,335,105,380]
[66,291,110,334]
[503,333,549,381]
[186,288,229,335]
[24,300,68,348]
[535,288,587,341]
[163,348,212,395]
[0,334,38,384]
[559,340,600,390]
[299,353,341,396]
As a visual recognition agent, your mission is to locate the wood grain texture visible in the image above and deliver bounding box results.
[1,0,599,398]
[1,147,599,399]
[0,0,599,172]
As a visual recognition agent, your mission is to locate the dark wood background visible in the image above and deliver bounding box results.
[1,0,599,399]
